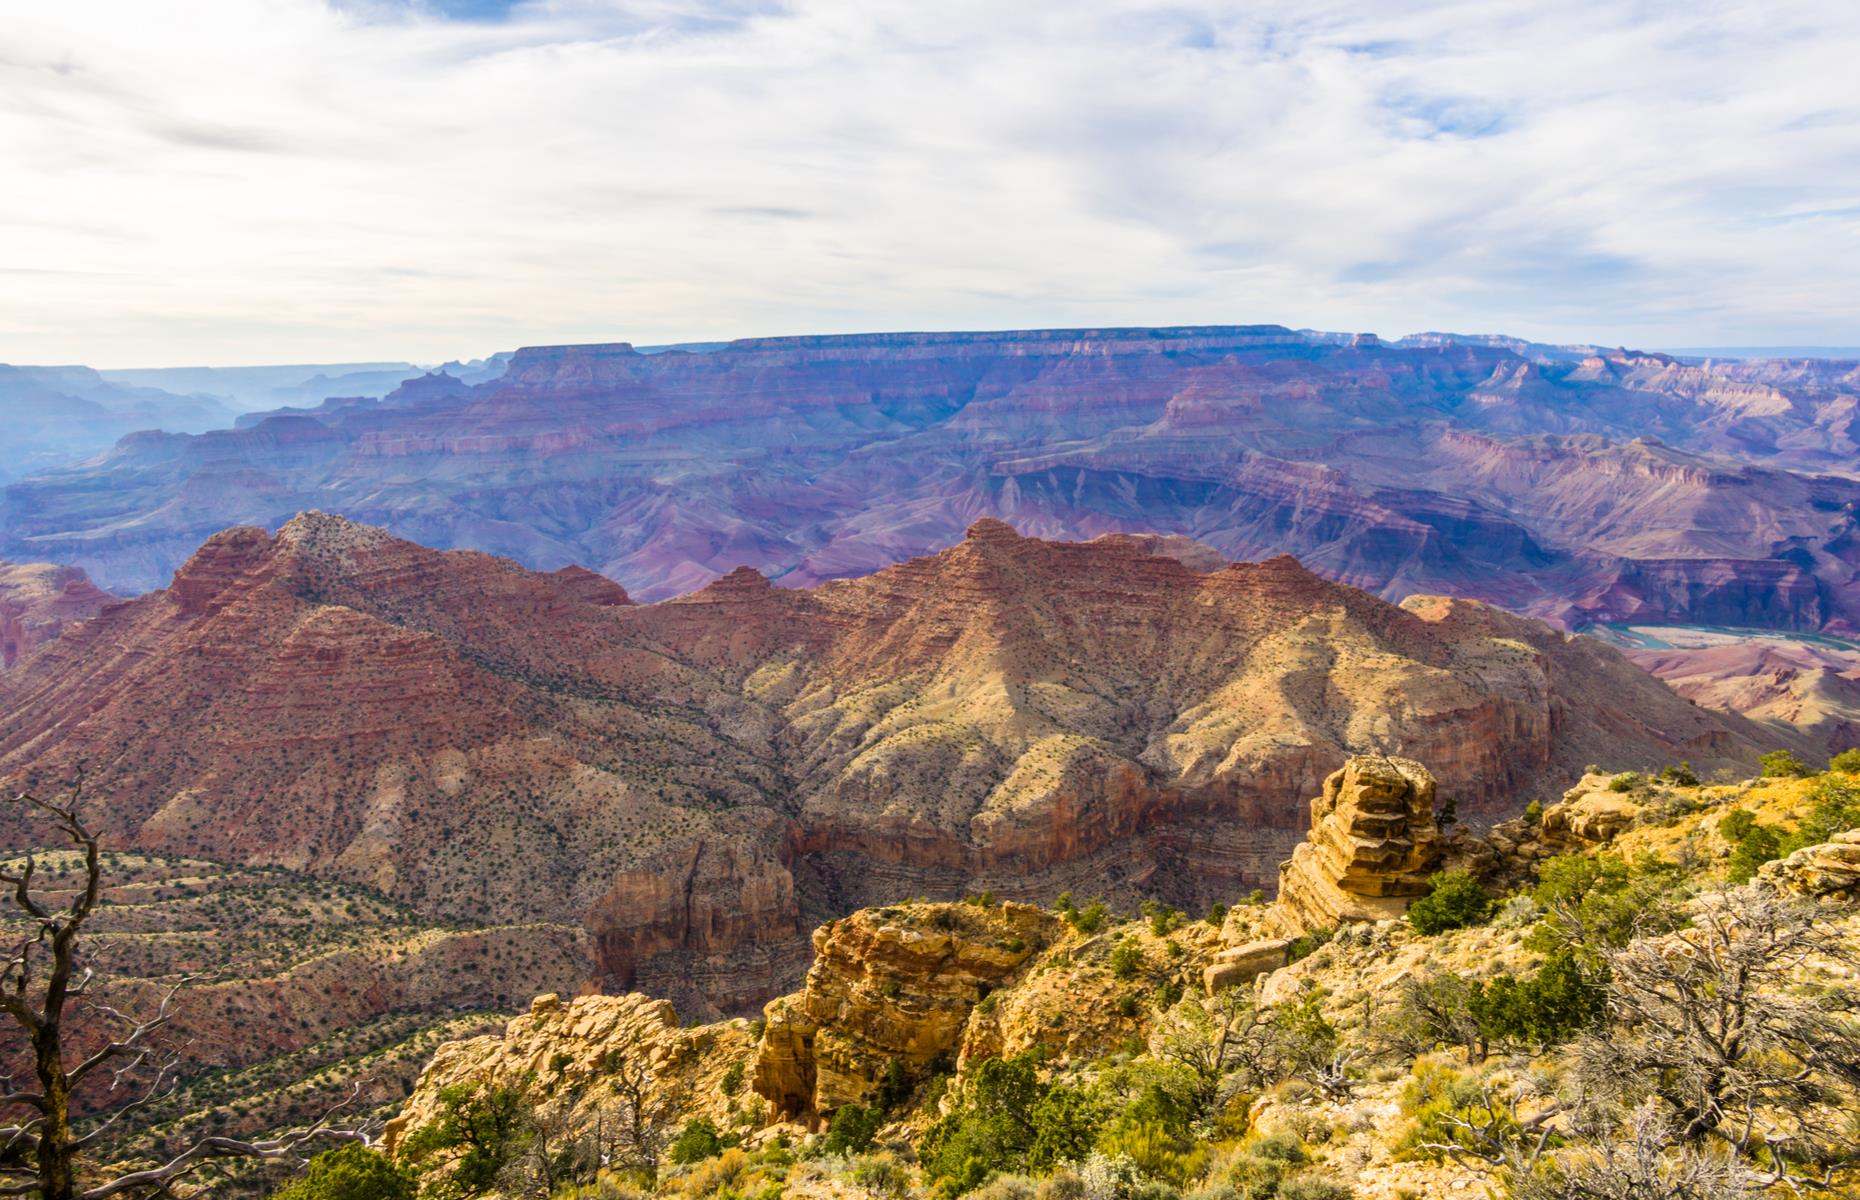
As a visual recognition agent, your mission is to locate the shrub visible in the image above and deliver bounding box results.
[720,1059,745,1096]
[1658,761,1700,786]
[1284,927,1332,964]
[1204,902,1227,926]
[1761,749,1811,778]
[853,1155,911,1198]
[272,1144,415,1200]
[823,1103,883,1155]
[1521,800,1543,828]
[1718,809,1756,842]
[1726,822,1782,883]
[1110,940,1145,980]
[1277,1176,1355,1200]
[398,1080,532,1197]
[970,1174,1037,1200]
[669,1116,726,1164]
[1607,772,1643,793]
[1830,748,1860,774]
[1527,851,1682,953]
[1068,901,1109,935]
[920,1053,1104,1193]
[1469,949,1607,1049]
[1781,772,1860,852]
[875,1058,912,1110]
[1407,871,1492,936]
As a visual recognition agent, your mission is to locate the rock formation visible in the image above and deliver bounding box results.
[753,903,1055,1120]
[7,330,1860,638]
[1537,775,1646,849]
[0,560,110,670]
[383,992,757,1156]
[0,516,1780,1015]
[1759,830,1860,899]
[1275,756,1443,931]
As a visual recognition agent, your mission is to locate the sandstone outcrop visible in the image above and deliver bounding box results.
[1276,756,1443,931]
[0,516,1775,1014]
[1539,774,1646,848]
[383,992,756,1155]
[10,330,1860,639]
[1202,936,1296,992]
[753,903,1055,1120]
[1759,830,1860,899]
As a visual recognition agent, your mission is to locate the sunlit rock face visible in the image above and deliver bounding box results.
[0,514,1776,1014]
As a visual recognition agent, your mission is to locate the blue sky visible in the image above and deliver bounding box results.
[4,0,1858,365]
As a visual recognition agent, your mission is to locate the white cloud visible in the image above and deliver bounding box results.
[2,0,1857,364]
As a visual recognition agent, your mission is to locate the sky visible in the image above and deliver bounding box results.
[4,0,1859,366]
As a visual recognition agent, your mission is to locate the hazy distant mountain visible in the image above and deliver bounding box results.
[96,354,513,412]
[0,364,238,482]
[4,328,1857,639]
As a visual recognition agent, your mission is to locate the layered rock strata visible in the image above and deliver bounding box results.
[8,330,1860,636]
[753,903,1055,1119]
[1276,756,1443,931]
[0,516,1780,1014]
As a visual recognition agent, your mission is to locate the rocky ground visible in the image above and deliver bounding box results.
[368,756,1860,1200]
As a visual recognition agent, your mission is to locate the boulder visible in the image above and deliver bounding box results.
[1759,829,1860,899]
[1539,774,1642,847]
[1203,936,1295,993]
[1276,756,1442,931]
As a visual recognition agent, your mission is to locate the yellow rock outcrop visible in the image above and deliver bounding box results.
[752,902,1056,1120]
[381,992,756,1156]
[1275,755,1442,931]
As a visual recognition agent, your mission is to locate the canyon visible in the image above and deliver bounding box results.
[0,513,1779,1022]
[1,328,1855,639]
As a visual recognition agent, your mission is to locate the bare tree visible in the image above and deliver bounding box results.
[1506,1101,1770,1200]
[498,1103,594,1199]
[0,785,373,1199]
[595,1036,683,1184]
[1575,884,1860,1183]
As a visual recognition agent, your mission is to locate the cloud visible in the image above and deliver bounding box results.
[1,0,1857,365]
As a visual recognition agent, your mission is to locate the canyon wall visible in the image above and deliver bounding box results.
[4,329,1856,634]
[0,515,1784,1015]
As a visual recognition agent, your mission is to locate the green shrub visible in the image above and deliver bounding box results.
[1284,927,1332,964]
[1830,748,1860,774]
[824,1103,884,1155]
[398,1080,531,1197]
[669,1116,727,1164]
[1607,772,1643,793]
[875,1058,911,1110]
[720,1058,745,1096]
[272,1144,415,1200]
[1521,800,1543,828]
[1068,901,1108,935]
[1727,823,1783,883]
[1110,940,1145,980]
[1407,871,1492,936]
[1718,809,1756,842]
[1469,949,1607,1049]
[1761,749,1812,778]
[920,1053,1105,1193]
[1205,902,1227,926]
[1277,1176,1355,1200]
[1527,851,1682,953]
[1782,773,1860,852]
[1658,762,1700,786]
